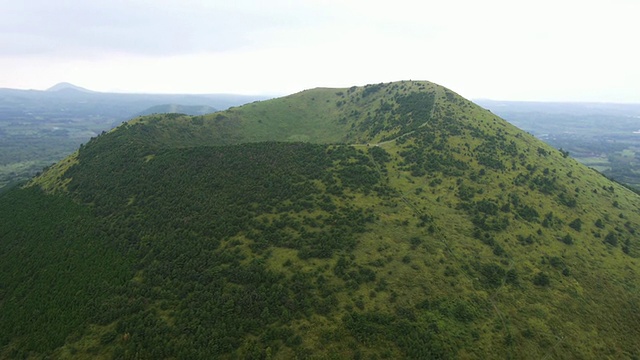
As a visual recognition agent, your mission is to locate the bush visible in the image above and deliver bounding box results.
[479,263,506,288]
[561,234,574,245]
[568,218,582,231]
[532,272,550,287]
[604,232,618,246]
[517,205,539,222]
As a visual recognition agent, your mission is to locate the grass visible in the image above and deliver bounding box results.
[28,151,79,193]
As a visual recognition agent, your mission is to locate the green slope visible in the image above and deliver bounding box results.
[70,81,440,149]
[1,81,639,359]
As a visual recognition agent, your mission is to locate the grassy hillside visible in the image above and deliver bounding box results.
[1,81,639,359]
[93,81,440,147]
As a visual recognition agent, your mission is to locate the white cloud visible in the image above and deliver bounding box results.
[0,0,639,101]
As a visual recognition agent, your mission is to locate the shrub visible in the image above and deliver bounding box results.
[479,263,506,288]
[561,234,574,245]
[568,218,582,231]
[532,272,550,287]
[604,232,618,247]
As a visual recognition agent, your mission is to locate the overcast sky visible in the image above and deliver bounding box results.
[1,0,639,102]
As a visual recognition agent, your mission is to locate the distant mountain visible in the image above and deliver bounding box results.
[46,82,94,93]
[0,85,269,189]
[135,104,217,117]
[0,85,268,117]
[2,81,640,359]
[475,99,640,117]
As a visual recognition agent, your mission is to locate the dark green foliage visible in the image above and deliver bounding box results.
[517,234,535,245]
[343,311,447,359]
[473,230,509,255]
[549,256,564,268]
[604,232,618,247]
[516,204,539,222]
[355,89,436,142]
[530,173,558,194]
[532,272,550,287]
[397,113,468,177]
[99,331,118,345]
[542,212,563,229]
[1,139,386,358]
[68,139,377,260]
[457,183,477,201]
[475,138,508,170]
[477,154,505,170]
[569,218,583,231]
[561,234,574,245]
[368,146,391,164]
[344,312,394,344]
[558,192,577,208]
[478,263,507,288]
[338,164,379,191]
[474,199,500,215]
[410,236,422,249]
[472,214,510,232]
[362,83,385,97]
[537,147,549,156]
[622,239,631,254]
[0,188,132,354]
[392,91,436,134]
[505,269,519,285]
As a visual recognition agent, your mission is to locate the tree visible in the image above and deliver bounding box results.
[532,272,550,287]
[604,232,618,246]
[568,218,582,231]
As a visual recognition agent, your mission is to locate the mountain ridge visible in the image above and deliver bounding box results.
[134,104,217,117]
[4,80,640,359]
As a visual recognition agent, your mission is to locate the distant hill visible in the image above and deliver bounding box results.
[2,81,639,359]
[135,104,217,117]
[0,85,269,189]
[46,82,95,93]
[0,84,268,119]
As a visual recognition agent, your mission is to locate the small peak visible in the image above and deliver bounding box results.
[46,82,94,93]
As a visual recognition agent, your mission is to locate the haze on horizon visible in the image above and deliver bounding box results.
[1,0,639,103]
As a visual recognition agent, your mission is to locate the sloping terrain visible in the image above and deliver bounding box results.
[1,81,639,359]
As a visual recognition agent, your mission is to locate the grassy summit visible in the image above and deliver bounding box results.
[2,81,639,359]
